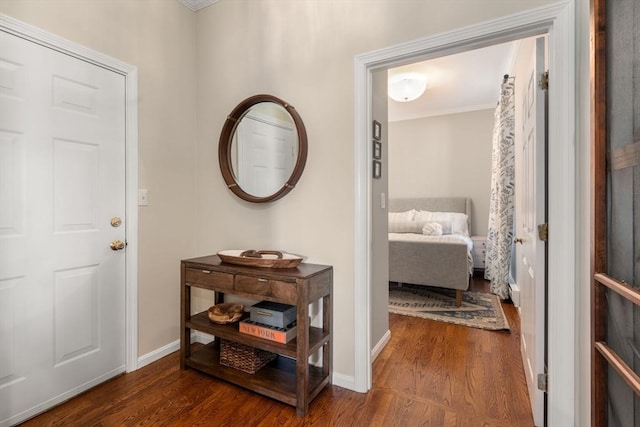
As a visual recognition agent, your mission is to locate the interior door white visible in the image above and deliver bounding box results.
[236,115,295,197]
[516,37,547,427]
[0,30,126,425]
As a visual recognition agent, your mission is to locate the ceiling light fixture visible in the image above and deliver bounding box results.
[388,72,427,102]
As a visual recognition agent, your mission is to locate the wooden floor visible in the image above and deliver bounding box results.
[22,278,533,426]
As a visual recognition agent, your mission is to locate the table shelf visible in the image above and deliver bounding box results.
[185,342,329,407]
[186,311,330,358]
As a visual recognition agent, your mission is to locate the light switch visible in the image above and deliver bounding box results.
[138,189,149,206]
[381,192,386,209]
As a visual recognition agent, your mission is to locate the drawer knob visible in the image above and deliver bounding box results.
[202,270,211,274]
[258,278,268,282]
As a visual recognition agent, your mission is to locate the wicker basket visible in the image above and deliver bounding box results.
[219,339,276,374]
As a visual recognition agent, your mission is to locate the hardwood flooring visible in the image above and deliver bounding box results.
[21,278,533,426]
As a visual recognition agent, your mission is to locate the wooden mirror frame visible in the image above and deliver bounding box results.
[218,94,308,203]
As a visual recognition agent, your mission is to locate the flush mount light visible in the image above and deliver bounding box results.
[388,72,427,102]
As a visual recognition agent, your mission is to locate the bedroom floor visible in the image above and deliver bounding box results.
[21,278,532,427]
[372,276,533,426]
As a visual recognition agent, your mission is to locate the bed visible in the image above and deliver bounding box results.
[388,197,473,306]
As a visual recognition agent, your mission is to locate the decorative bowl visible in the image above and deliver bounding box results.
[217,249,303,269]
[207,303,245,324]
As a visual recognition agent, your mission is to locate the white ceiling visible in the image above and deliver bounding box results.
[388,41,518,122]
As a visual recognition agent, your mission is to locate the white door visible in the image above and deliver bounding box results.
[516,37,547,426]
[236,115,295,197]
[0,29,126,425]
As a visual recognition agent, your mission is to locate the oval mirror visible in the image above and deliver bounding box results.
[218,94,308,203]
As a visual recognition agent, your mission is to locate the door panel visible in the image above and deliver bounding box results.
[0,29,126,425]
[237,115,295,197]
[0,131,24,233]
[53,266,100,366]
[53,139,99,231]
[515,36,547,427]
[0,277,26,387]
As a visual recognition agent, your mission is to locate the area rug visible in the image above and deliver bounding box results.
[388,283,510,331]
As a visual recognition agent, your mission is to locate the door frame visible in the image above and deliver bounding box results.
[353,1,575,425]
[0,14,139,372]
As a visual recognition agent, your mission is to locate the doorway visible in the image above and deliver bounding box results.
[353,3,576,425]
[381,35,547,425]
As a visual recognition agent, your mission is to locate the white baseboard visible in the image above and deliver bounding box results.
[137,332,215,369]
[330,330,390,391]
[192,331,215,344]
[332,371,358,391]
[371,330,391,362]
[137,339,180,369]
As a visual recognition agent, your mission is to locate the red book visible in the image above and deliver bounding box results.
[239,320,297,344]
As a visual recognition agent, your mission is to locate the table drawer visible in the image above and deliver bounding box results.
[185,268,234,290]
[234,274,297,301]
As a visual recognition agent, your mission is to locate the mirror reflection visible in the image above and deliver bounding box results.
[219,94,308,203]
[231,102,298,198]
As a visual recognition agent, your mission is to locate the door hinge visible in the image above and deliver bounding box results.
[537,373,548,393]
[539,71,549,90]
[538,223,548,242]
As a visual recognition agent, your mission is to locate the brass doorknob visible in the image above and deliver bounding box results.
[110,240,126,251]
[514,237,524,244]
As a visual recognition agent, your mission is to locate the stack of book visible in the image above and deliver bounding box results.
[239,301,298,344]
[239,319,297,344]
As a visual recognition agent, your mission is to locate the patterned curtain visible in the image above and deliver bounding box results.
[484,80,515,299]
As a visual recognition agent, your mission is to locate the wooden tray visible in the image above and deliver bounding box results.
[217,250,303,269]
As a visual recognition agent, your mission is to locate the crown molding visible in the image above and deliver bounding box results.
[177,0,220,12]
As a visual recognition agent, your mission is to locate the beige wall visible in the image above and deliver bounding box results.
[388,110,494,236]
[0,0,199,356]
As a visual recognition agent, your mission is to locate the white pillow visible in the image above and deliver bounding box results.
[414,210,469,235]
[446,212,470,236]
[413,210,449,234]
[388,210,421,233]
[422,222,443,236]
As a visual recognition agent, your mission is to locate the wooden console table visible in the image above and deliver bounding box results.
[180,255,333,416]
